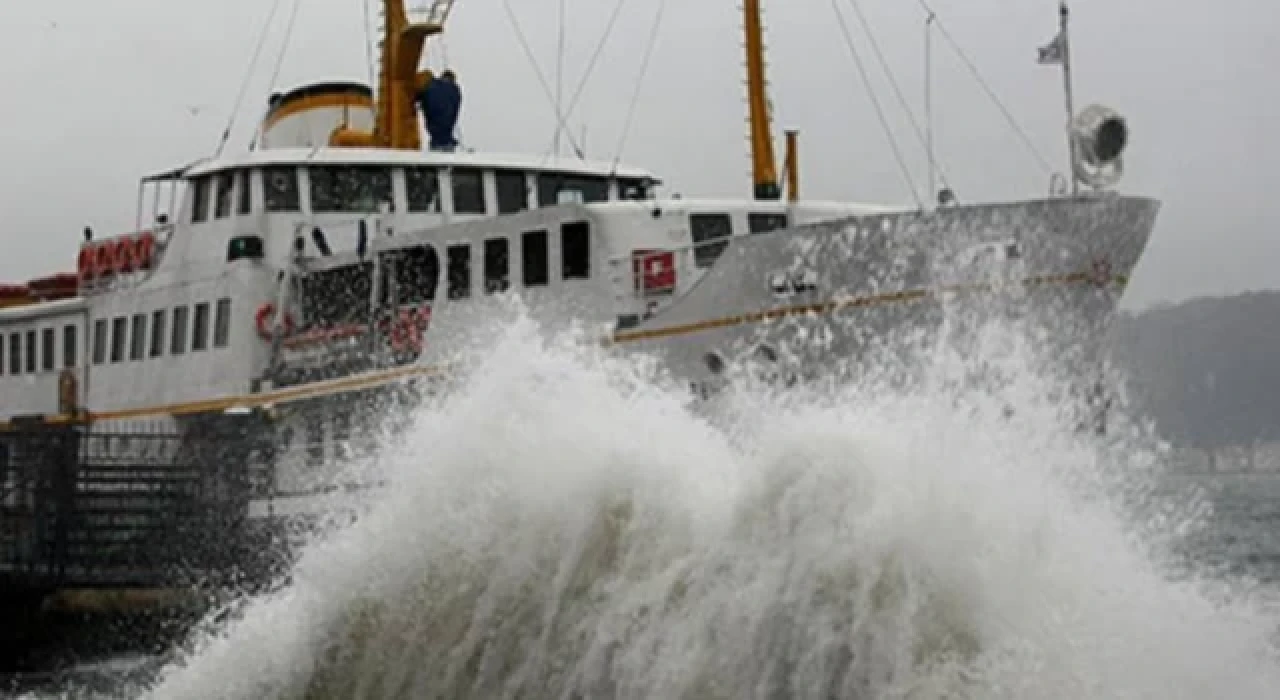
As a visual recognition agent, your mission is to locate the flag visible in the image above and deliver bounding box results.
[1037,31,1065,65]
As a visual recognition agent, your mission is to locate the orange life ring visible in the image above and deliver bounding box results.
[94,242,115,277]
[255,303,295,340]
[134,232,156,271]
[77,247,96,282]
[114,237,136,274]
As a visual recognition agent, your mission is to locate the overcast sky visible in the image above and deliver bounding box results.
[1,0,1276,310]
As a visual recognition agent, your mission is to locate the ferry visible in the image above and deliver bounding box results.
[0,0,1158,581]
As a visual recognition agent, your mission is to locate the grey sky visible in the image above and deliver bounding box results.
[1,0,1276,310]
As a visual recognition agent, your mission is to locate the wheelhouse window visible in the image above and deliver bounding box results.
[192,303,210,351]
[450,168,486,215]
[171,306,189,355]
[62,324,76,368]
[617,178,653,201]
[24,331,35,373]
[446,244,471,300]
[263,166,300,212]
[191,176,212,222]
[237,170,252,214]
[8,333,18,374]
[41,328,54,372]
[538,174,608,207]
[496,171,529,214]
[301,264,372,329]
[690,213,732,268]
[310,166,394,213]
[561,221,590,279]
[214,172,235,219]
[92,320,106,365]
[748,212,789,234]
[110,317,126,363]
[522,230,549,287]
[214,298,232,348]
[483,238,510,294]
[129,314,147,361]
[406,167,442,212]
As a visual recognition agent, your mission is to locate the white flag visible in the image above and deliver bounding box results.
[1037,31,1065,65]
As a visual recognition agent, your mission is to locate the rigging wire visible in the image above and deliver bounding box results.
[829,0,924,209]
[552,0,630,154]
[609,0,666,173]
[248,0,306,152]
[213,0,287,157]
[843,0,954,194]
[553,0,568,156]
[362,0,376,88]
[500,0,584,157]
[912,0,1054,175]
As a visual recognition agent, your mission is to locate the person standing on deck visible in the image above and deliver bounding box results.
[417,70,462,151]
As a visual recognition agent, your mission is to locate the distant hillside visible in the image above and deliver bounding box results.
[1107,290,1280,450]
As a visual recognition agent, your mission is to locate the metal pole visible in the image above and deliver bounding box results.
[1060,1,1078,195]
[924,11,937,207]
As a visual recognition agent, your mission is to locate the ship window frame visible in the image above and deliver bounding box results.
[263,166,301,212]
[7,333,18,375]
[522,229,549,288]
[92,320,107,365]
[214,172,236,219]
[237,169,252,215]
[483,237,511,295]
[405,167,442,213]
[150,309,166,358]
[446,243,472,300]
[192,302,211,352]
[171,305,189,356]
[191,176,212,222]
[450,167,486,215]
[24,331,35,374]
[129,313,147,361]
[63,324,76,369]
[538,173,609,207]
[109,317,126,364]
[41,328,54,372]
[561,221,591,280]
[748,212,789,235]
[690,212,733,268]
[309,165,395,214]
[496,170,530,214]
[213,298,232,348]
[0,333,4,375]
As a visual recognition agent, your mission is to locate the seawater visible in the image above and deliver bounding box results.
[14,314,1280,699]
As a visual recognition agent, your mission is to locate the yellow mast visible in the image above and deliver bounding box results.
[330,0,454,149]
[744,0,781,200]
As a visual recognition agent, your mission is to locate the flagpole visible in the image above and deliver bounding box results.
[1059,1,1078,195]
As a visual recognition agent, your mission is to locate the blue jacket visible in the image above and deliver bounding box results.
[419,79,462,149]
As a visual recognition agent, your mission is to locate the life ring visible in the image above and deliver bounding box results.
[94,242,115,277]
[134,231,156,271]
[114,237,136,274]
[388,307,428,354]
[255,303,295,340]
[77,247,96,283]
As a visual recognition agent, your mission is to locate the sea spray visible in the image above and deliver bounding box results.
[138,314,1280,699]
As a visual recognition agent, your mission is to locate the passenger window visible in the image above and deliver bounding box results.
[496,171,529,214]
[406,167,442,212]
[451,168,486,215]
[538,174,608,207]
[41,328,54,372]
[390,247,438,305]
[24,331,34,373]
[0,334,4,375]
[192,302,211,351]
[237,170,252,215]
[310,166,394,213]
[690,213,732,268]
[748,212,789,234]
[446,244,471,300]
[8,333,19,374]
[214,172,235,219]
[214,298,232,348]
[171,306,189,355]
[484,238,510,294]
[63,324,76,368]
[150,310,166,358]
[617,178,651,201]
[522,230,549,287]
[110,317,126,363]
[129,314,147,361]
[92,320,107,365]
[263,167,300,212]
[561,221,590,279]
[191,176,211,222]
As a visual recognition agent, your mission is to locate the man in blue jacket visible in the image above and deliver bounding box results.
[418,70,462,151]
